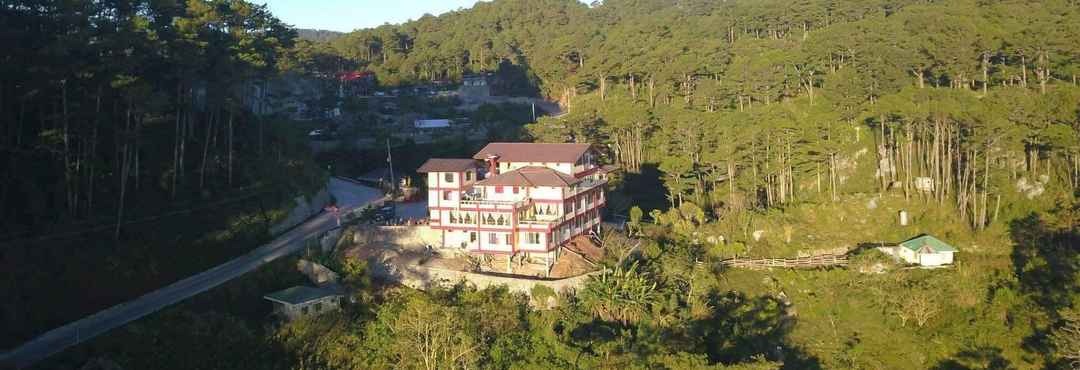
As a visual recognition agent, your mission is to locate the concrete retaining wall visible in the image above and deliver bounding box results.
[297,259,340,285]
[270,188,330,235]
[351,225,441,248]
[396,267,596,296]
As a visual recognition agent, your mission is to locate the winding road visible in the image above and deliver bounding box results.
[0,178,381,369]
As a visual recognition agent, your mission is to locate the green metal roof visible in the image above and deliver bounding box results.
[263,286,342,305]
[899,235,958,253]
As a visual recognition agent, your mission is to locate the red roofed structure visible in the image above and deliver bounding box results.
[419,142,613,273]
[337,71,374,81]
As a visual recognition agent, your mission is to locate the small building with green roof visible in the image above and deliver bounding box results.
[894,234,958,266]
[263,285,345,320]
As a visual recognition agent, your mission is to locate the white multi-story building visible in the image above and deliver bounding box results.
[417,143,613,271]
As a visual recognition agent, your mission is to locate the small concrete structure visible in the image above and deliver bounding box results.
[263,285,345,320]
[459,73,491,98]
[297,259,340,285]
[881,234,957,267]
[914,177,935,192]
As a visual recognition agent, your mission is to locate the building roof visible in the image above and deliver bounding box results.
[417,158,481,173]
[899,235,958,253]
[473,142,593,163]
[414,119,451,129]
[475,166,581,187]
[263,285,343,305]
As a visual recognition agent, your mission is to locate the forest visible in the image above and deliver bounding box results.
[264,0,1080,368]
[8,0,1080,369]
[0,0,327,350]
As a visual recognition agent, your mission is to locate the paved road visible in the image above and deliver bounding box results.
[0,178,381,369]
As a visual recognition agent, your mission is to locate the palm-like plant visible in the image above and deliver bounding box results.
[580,261,659,325]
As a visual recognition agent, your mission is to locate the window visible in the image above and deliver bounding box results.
[466,171,473,181]
[443,191,451,201]
[504,233,511,245]
[495,186,504,194]
[444,173,454,183]
[489,233,499,244]
[527,232,540,244]
[512,186,519,194]
[470,232,477,242]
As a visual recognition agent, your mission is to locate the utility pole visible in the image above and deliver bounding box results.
[386,138,396,196]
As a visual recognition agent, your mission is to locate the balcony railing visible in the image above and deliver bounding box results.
[459,197,530,210]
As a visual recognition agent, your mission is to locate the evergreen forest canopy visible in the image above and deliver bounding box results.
[6,0,1080,369]
[271,0,1080,369]
[314,0,1080,219]
[0,0,329,352]
[0,0,308,234]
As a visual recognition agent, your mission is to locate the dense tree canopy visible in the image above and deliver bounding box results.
[0,0,311,234]
[313,0,1080,223]
[9,0,1080,369]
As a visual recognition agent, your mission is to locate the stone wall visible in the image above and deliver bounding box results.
[350,225,441,249]
[396,267,596,295]
[270,188,330,235]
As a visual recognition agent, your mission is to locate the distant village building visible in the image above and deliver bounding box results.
[881,234,958,266]
[459,73,492,98]
[337,70,375,97]
[417,143,615,273]
[263,285,345,320]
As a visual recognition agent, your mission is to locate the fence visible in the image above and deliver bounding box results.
[720,254,848,269]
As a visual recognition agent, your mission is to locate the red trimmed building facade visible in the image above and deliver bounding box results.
[418,143,612,271]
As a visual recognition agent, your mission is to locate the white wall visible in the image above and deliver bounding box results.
[444,229,474,249]
[500,161,574,175]
[279,296,343,320]
[469,231,514,253]
[479,185,529,203]
[918,252,954,266]
[517,231,548,251]
[530,186,563,200]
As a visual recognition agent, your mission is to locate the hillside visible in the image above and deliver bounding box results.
[296,28,344,42]
[276,0,1080,368]
[0,0,327,350]
[8,0,1080,369]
